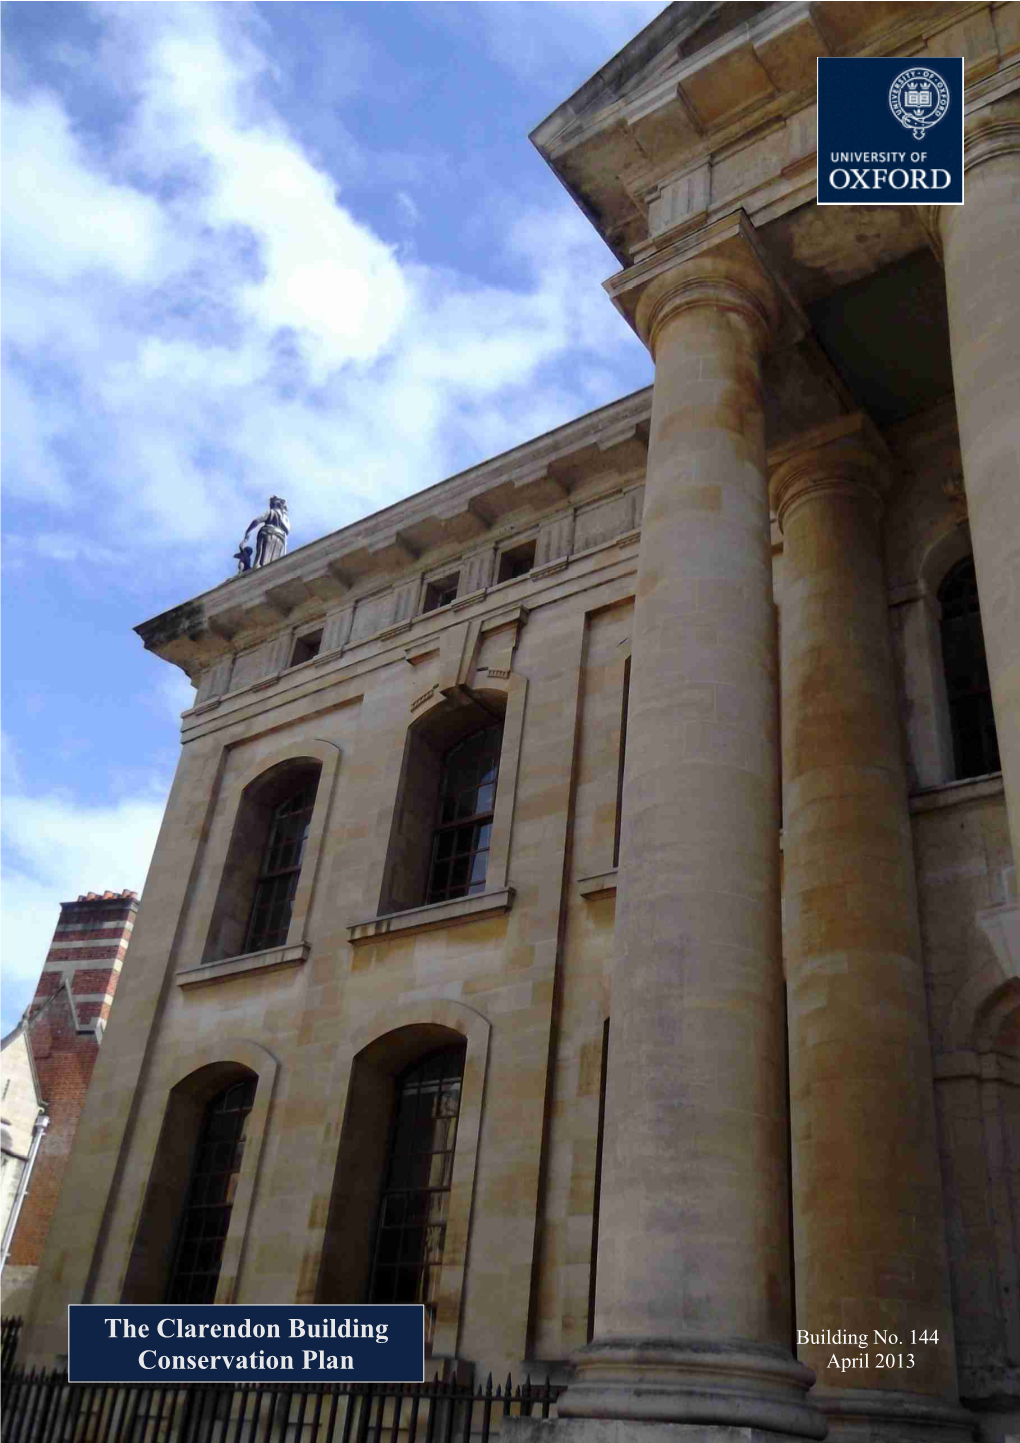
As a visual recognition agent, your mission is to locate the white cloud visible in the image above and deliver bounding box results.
[31,532,122,565]
[159,671,197,722]
[453,1,668,85]
[396,191,421,228]
[0,90,168,287]
[0,1,656,1031]
[1,2,650,585]
[0,778,169,1035]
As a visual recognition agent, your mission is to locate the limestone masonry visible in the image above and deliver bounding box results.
[19,5,1020,1443]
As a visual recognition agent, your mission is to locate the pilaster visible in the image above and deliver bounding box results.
[928,97,1020,871]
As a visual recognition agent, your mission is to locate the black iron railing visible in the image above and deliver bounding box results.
[2,1315,24,1376]
[3,1368,562,1443]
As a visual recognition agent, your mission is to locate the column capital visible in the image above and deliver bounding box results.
[916,98,1020,256]
[768,412,890,533]
[604,209,804,359]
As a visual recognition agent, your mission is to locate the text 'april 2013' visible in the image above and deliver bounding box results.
[798,1327,942,1374]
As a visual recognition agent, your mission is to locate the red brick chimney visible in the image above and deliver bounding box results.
[5,890,139,1281]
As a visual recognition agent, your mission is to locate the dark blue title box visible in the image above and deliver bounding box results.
[68,1305,425,1384]
[817,57,964,205]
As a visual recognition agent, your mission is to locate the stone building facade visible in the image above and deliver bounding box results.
[1,891,138,1316]
[20,4,1020,1442]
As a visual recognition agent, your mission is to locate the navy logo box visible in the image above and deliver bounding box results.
[69,1305,426,1384]
[817,57,964,206]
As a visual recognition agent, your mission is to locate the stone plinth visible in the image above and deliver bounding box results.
[504,1421,799,1443]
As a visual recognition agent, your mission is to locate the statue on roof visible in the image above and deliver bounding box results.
[239,496,290,571]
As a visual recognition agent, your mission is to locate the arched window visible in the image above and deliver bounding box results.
[426,726,501,904]
[166,1077,256,1304]
[939,557,1000,780]
[204,760,321,963]
[378,692,510,919]
[245,783,317,953]
[368,1046,465,1345]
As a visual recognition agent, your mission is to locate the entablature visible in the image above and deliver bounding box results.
[135,388,653,679]
[532,2,1015,282]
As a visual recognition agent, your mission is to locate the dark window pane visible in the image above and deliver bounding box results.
[401,1227,425,1263]
[377,1229,401,1265]
[394,1268,420,1304]
[245,782,317,953]
[369,1047,465,1322]
[426,725,502,904]
[939,558,1000,780]
[373,1268,395,1303]
[165,1077,256,1304]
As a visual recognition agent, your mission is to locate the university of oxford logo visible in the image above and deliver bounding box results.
[889,67,950,140]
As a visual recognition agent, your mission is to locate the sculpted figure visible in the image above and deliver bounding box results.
[242,496,290,569]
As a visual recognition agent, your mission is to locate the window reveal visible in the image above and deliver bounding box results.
[368,1047,465,1347]
[245,784,317,953]
[289,629,323,667]
[166,1078,256,1305]
[426,725,501,904]
[939,557,1000,780]
[423,575,460,613]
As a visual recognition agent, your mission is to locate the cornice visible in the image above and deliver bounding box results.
[530,1,982,263]
[136,388,652,673]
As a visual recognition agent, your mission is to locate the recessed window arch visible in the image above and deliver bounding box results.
[166,1076,257,1303]
[938,556,1000,781]
[245,781,317,952]
[204,758,322,962]
[316,1010,488,1361]
[121,1050,273,1306]
[368,1044,466,1344]
[380,692,506,917]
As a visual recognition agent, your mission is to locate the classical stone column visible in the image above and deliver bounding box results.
[933,101,1020,856]
[559,230,823,1440]
[770,415,972,1443]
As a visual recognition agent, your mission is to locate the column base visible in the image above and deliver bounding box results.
[816,1387,976,1441]
[505,1423,809,1443]
[555,1339,825,1439]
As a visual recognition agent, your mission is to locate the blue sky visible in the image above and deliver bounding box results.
[1,0,662,1033]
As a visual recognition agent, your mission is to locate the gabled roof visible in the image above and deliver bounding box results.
[0,1012,45,1111]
